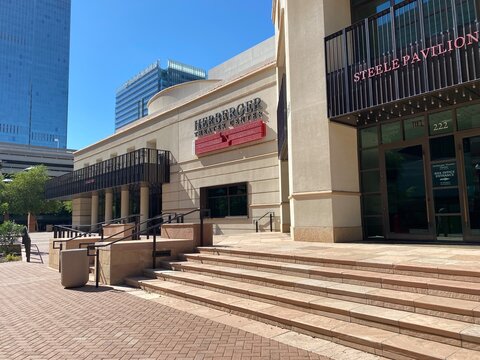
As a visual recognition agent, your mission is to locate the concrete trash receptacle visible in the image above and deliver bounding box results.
[60,248,89,288]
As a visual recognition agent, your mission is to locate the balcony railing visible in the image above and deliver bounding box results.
[325,0,480,122]
[45,148,170,199]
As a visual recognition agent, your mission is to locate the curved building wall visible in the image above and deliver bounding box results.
[73,62,279,234]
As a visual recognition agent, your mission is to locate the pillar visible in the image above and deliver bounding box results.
[105,189,113,222]
[91,192,99,231]
[140,185,149,231]
[120,186,129,219]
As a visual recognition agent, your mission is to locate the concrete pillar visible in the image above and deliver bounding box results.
[91,192,99,230]
[105,189,113,222]
[278,160,290,233]
[72,196,92,228]
[120,186,129,219]
[280,0,361,242]
[140,185,149,231]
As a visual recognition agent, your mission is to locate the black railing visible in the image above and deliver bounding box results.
[255,211,275,233]
[45,148,170,199]
[52,214,140,239]
[277,74,288,160]
[80,208,211,288]
[325,0,480,120]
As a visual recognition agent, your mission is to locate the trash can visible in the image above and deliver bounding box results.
[60,248,89,288]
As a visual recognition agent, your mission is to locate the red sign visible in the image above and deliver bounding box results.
[195,120,266,156]
[354,31,479,82]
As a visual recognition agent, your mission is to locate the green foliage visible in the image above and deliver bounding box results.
[4,165,61,216]
[61,200,72,214]
[5,253,20,262]
[0,221,24,246]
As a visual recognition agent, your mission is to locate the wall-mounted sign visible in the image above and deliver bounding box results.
[194,98,263,137]
[432,162,457,187]
[195,120,266,156]
[354,31,479,82]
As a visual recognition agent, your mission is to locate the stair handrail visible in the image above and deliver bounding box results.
[82,208,210,288]
[53,214,141,239]
[254,211,275,232]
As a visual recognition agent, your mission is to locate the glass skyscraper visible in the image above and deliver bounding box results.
[115,60,206,130]
[0,0,70,149]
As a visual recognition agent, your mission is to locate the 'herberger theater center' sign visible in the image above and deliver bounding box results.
[194,98,266,156]
[194,98,263,137]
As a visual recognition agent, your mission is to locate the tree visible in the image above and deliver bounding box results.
[5,166,61,223]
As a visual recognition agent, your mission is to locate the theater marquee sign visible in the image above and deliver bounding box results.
[194,98,263,137]
[193,98,266,156]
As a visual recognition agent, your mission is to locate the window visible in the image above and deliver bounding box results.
[201,183,248,218]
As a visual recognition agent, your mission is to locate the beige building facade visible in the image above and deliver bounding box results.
[47,0,480,243]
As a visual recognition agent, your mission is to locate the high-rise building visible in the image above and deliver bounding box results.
[115,60,207,130]
[0,0,71,149]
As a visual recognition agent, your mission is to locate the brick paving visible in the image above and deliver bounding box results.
[0,260,324,360]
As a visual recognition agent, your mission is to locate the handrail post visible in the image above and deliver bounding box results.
[200,210,204,247]
[95,248,100,288]
[152,232,157,269]
[270,213,273,232]
[58,243,63,272]
[54,227,57,239]
[256,221,259,233]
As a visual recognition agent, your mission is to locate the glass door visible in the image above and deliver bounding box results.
[458,134,480,240]
[381,142,434,239]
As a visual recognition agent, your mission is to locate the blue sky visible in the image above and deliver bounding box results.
[67,0,275,150]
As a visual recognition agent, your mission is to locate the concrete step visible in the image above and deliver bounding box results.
[184,253,480,301]
[198,246,480,283]
[125,276,480,360]
[145,268,480,349]
[146,267,480,324]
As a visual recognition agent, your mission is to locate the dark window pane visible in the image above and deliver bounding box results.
[229,184,247,195]
[429,110,453,136]
[361,170,380,193]
[436,215,463,239]
[385,145,428,233]
[430,136,455,161]
[361,148,379,170]
[434,188,460,213]
[360,127,378,149]
[208,187,227,197]
[381,122,402,144]
[209,197,228,218]
[404,116,426,140]
[457,104,480,131]
[364,216,384,238]
[230,196,248,216]
[363,194,382,215]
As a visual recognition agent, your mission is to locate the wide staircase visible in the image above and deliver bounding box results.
[126,246,480,359]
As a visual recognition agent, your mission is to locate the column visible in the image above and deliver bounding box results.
[140,185,149,231]
[105,189,113,222]
[91,192,99,231]
[120,186,129,220]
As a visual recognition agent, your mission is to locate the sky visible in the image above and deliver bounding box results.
[67,0,275,150]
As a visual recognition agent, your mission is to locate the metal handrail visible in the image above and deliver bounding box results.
[254,211,275,233]
[84,208,210,288]
[53,214,141,239]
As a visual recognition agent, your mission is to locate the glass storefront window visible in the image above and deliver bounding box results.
[361,148,379,170]
[360,127,378,149]
[434,188,461,213]
[361,170,380,193]
[364,216,384,238]
[430,136,455,161]
[457,104,480,131]
[429,111,454,136]
[203,183,248,218]
[404,116,426,140]
[363,194,382,216]
[381,122,402,144]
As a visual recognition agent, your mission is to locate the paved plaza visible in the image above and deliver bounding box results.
[0,233,331,360]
